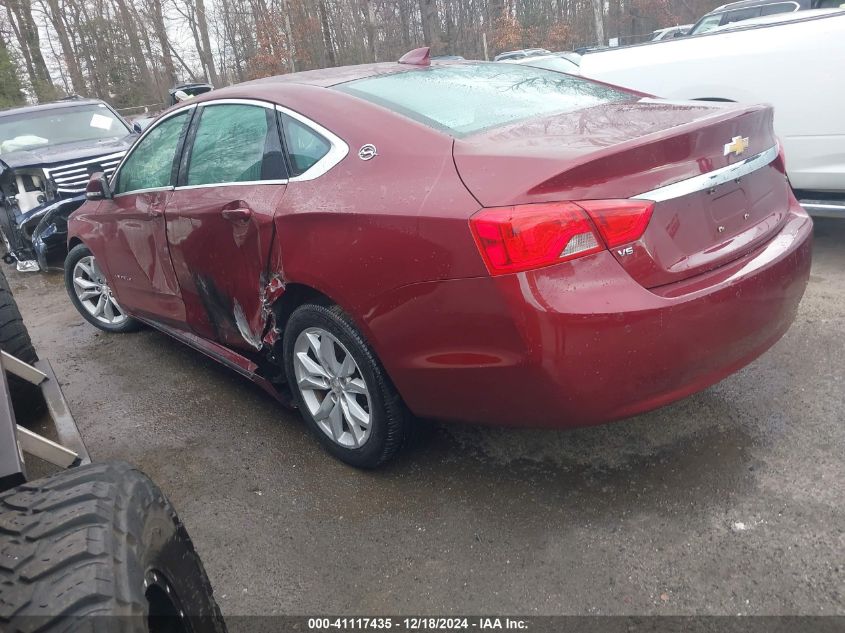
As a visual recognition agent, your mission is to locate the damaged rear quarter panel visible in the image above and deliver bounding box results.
[264,86,485,351]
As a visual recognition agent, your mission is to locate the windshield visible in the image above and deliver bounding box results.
[337,63,631,137]
[0,103,129,155]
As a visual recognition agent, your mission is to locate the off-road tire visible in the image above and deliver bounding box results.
[283,303,412,469]
[0,267,42,419]
[64,244,141,333]
[0,461,226,633]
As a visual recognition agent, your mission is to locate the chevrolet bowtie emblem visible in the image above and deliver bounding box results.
[724,135,749,157]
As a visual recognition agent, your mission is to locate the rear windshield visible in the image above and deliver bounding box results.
[336,63,632,137]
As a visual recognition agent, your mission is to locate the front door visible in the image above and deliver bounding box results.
[99,108,192,324]
[164,101,288,351]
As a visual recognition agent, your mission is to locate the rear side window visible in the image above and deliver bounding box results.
[336,64,631,137]
[280,113,331,177]
[760,2,798,14]
[186,103,284,186]
[724,7,762,23]
[115,110,188,194]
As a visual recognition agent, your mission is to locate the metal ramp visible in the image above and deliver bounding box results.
[0,350,90,490]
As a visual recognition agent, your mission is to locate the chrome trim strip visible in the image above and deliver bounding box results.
[275,105,349,182]
[800,201,845,218]
[195,97,277,109]
[174,179,289,191]
[113,185,174,199]
[632,145,779,203]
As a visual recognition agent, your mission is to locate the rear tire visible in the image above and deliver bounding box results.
[283,303,412,468]
[64,244,140,333]
[0,267,42,419]
[0,461,226,632]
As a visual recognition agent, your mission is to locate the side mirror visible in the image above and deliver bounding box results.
[86,172,112,201]
[132,121,144,134]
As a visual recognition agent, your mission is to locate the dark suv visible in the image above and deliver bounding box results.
[0,97,136,271]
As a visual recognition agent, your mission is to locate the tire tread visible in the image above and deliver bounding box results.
[0,461,224,632]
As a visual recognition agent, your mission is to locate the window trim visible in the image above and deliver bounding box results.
[276,104,348,182]
[111,104,196,198]
[176,98,288,189]
[168,98,348,190]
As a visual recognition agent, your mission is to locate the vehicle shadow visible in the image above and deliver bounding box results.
[361,386,761,525]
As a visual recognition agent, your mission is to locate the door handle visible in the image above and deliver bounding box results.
[221,207,253,222]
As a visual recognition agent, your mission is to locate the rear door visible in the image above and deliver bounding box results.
[99,108,192,324]
[165,100,288,351]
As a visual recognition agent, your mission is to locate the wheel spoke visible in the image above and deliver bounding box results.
[108,297,122,316]
[312,393,336,421]
[341,393,370,429]
[76,261,94,279]
[298,374,329,391]
[78,289,99,301]
[103,298,115,321]
[317,337,341,376]
[345,378,367,395]
[93,295,106,317]
[73,277,97,290]
[327,401,345,443]
[338,353,356,378]
[90,258,105,281]
[296,351,329,379]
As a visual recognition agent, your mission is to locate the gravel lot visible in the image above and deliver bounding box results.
[8,217,844,616]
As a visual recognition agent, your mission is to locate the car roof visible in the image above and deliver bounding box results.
[239,59,470,89]
[705,0,808,14]
[0,98,107,118]
[713,6,844,27]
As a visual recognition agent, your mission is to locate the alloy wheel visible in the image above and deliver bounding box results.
[72,255,128,326]
[293,327,372,449]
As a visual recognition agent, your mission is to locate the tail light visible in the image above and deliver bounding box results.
[577,199,655,248]
[469,200,654,276]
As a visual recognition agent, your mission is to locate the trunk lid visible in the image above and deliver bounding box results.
[453,99,788,288]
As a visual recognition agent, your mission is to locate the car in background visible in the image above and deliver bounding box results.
[712,6,842,28]
[0,98,135,271]
[493,48,551,61]
[578,10,845,217]
[499,53,581,74]
[66,52,811,468]
[651,24,693,39]
[687,0,840,34]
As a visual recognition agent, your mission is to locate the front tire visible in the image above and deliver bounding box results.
[283,303,411,468]
[0,461,225,632]
[64,244,140,333]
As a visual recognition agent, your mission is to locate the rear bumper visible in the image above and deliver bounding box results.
[369,204,813,428]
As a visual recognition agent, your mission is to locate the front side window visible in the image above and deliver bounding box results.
[114,111,188,194]
[186,104,283,186]
[336,64,631,137]
[0,103,130,154]
[280,114,331,177]
[690,14,725,34]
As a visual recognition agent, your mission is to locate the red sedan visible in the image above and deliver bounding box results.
[65,50,812,467]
